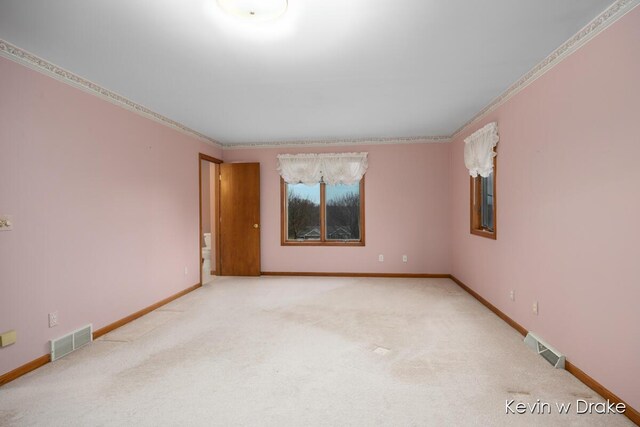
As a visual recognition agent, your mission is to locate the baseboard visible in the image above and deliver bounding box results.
[261,271,450,278]
[0,354,51,387]
[449,274,639,426]
[0,283,201,388]
[564,361,640,425]
[448,275,527,336]
[93,283,201,339]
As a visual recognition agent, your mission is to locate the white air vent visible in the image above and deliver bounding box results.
[524,332,565,369]
[51,324,93,361]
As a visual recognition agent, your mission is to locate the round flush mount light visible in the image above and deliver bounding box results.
[217,0,288,22]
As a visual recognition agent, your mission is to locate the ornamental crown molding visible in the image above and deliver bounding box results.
[451,0,639,139]
[222,135,451,150]
[0,39,223,149]
[0,0,637,149]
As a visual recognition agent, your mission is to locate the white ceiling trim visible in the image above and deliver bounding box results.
[0,0,637,149]
[0,39,223,149]
[451,0,639,139]
[224,135,451,150]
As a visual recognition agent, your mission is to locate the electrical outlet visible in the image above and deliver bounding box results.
[378,254,384,262]
[48,312,58,328]
[532,301,538,315]
[509,290,515,301]
[184,266,188,276]
[402,255,408,263]
[0,330,17,347]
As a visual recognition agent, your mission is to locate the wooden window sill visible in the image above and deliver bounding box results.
[470,228,496,240]
[282,241,365,247]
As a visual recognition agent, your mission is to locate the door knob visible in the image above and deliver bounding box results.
[253,224,259,229]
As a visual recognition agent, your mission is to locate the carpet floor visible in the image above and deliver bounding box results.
[0,276,632,426]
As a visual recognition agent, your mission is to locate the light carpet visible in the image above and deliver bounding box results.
[0,276,632,426]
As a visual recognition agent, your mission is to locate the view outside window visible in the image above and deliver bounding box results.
[283,179,364,245]
[480,174,494,231]
[286,183,320,240]
[470,157,496,239]
[325,183,361,240]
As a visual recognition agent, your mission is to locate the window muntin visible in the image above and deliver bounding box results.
[282,179,364,246]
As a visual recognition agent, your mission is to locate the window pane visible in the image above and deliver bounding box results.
[325,182,361,241]
[286,183,320,240]
[481,174,494,231]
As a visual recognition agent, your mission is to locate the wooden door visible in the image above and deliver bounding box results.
[220,163,261,276]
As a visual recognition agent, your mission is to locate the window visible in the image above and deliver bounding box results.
[470,157,496,239]
[277,152,367,245]
[465,122,498,239]
[281,178,365,246]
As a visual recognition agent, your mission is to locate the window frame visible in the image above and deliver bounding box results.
[470,156,497,240]
[280,177,365,246]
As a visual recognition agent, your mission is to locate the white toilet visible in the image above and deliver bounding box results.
[202,233,212,274]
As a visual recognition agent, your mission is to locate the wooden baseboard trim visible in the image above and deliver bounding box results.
[93,283,201,339]
[449,274,639,425]
[1,283,202,388]
[261,271,450,278]
[0,354,51,387]
[565,361,640,425]
[449,274,527,336]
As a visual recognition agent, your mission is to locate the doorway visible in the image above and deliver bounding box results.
[199,154,222,285]
[199,156,261,279]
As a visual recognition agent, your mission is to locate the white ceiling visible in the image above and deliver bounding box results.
[0,0,612,145]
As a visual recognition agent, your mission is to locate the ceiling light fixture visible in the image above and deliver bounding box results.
[217,0,288,22]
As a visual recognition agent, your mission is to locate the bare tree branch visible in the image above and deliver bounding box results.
[326,192,360,239]
[287,192,320,239]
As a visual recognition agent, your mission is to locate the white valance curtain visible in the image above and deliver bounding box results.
[277,152,368,185]
[464,122,499,177]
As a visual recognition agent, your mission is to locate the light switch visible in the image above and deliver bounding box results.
[0,330,17,347]
[0,215,13,231]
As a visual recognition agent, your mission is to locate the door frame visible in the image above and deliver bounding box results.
[198,153,223,285]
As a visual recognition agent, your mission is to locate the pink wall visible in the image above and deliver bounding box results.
[224,143,451,274]
[0,55,221,376]
[2,6,637,412]
[449,7,640,410]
